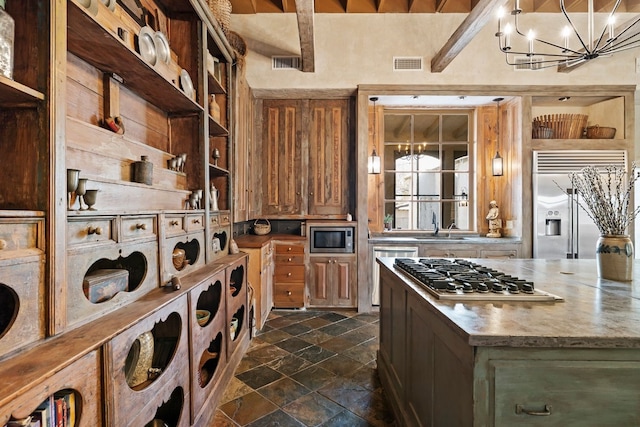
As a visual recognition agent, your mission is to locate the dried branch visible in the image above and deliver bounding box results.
[558,163,640,236]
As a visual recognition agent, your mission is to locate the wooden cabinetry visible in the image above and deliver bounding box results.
[239,240,274,331]
[273,241,305,308]
[104,295,191,427]
[261,98,353,218]
[307,255,357,307]
[0,0,245,426]
[378,259,640,426]
[308,99,352,216]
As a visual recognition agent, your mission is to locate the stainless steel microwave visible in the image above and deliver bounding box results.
[309,226,355,253]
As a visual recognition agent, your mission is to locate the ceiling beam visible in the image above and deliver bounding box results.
[295,0,316,72]
[431,0,505,72]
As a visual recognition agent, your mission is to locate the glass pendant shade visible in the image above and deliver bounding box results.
[368,149,381,174]
[492,151,503,176]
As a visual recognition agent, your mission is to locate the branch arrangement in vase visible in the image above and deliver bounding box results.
[560,163,640,236]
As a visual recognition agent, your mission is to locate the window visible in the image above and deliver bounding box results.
[382,110,473,231]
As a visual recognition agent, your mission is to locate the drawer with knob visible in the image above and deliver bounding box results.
[121,215,157,242]
[164,214,185,237]
[273,284,304,308]
[67,216,116,246]
[274,265,305,282]
[186,213,205,232]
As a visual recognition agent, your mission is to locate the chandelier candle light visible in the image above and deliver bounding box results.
[496,0,640,69]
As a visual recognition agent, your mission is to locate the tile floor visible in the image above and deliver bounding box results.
[211,310,396,426]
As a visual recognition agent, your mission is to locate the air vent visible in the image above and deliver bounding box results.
[393,57,423,71]
[534,150,627,174]
[272,56,301,70]
[513,56,544,71]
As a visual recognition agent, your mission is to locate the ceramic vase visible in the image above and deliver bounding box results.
[596,234,634,281]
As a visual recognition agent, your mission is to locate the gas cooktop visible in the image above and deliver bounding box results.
[394,258,563,302]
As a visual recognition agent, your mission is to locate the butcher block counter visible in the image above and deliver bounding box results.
[377,257,640,427]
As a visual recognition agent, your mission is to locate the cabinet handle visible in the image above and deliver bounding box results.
[286,290,292,296]
[287,272,292,276]
[0,239,6,250]
[193,219,200,224]
[288,257,292,262]
[287,247,292,251]
[88,226,102,235]
[170,220,179,226]
[515,404,552,416]
[136,223,147,230]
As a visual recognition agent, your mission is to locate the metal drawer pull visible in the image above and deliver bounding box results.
[287,272,292,276]
[193,219,200,224]
[288,247,292,251]
[136,223,147,230]
[287,290,292,296]
[515,404,552,416]
[88,226,102,235]
[170,220,179,226]
[288,257,292,262]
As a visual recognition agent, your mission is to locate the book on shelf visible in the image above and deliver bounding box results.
[34,395,54,427]
[52,391,76,427]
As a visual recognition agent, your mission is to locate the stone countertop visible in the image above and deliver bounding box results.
[235,233,306,248]
[378,257,640,348]
[369,235,521,244]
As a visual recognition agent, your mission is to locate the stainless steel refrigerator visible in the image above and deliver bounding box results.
[533,150,627,259]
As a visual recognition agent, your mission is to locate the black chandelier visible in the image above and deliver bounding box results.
[496,0,640,69]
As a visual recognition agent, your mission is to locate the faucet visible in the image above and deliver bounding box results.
[432,212,439,236]
[447,221,458,238]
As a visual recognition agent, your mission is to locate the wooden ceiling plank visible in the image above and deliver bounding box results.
[409,0,437,12]
[295,0,316,72]
[436,0,450,12]
[431,0,505,72]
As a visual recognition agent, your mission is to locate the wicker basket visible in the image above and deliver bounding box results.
[253,219,271,235]
[585,125,616,139]
[532,114,588,139]
[208,0,232,34]
[532,125,554,139]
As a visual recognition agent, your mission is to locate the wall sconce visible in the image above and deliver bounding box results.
[492,151,503,176]
[492,97,504,177]
[368,97,381,174]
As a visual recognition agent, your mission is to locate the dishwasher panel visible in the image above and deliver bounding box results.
[372,246,419,305]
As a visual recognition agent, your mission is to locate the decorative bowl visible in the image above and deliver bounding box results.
[196,309,211,326]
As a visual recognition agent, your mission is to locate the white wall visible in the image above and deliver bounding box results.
[230,13,640,89]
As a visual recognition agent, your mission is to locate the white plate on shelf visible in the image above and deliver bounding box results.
[137,26,157,66]
[180,69,195,101]
[154,31,171,64]
[99,0,116,11]
[78,0,99,16]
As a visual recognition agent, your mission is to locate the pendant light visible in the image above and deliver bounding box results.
[368,97,381,174]
[492,97,504,177]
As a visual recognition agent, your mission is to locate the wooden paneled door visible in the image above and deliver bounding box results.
[308,99,351,216]
[262,99,305,215]
[307,255,356,307]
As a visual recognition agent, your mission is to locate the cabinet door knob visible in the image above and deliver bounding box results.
[287,290,292,296]
[288,257,292,262]
[88,226,102,235]
[287,247,292,251]
[136,223,147,230]
[287,272,292,276]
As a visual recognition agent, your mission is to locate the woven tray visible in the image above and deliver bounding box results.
[532,114,588,139]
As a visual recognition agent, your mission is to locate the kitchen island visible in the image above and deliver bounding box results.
[377,257,640,427]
